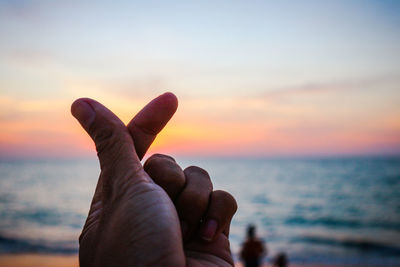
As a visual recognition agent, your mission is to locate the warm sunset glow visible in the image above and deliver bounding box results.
[1,1,399,158]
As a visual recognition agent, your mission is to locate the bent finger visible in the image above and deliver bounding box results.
[176,166,213,240]
[199,190,237,241]
[143,154,186,200]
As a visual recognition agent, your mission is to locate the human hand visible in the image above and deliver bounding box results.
[71,93,237,266]
[144,154,237,266]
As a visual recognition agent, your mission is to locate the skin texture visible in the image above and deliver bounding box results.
[71,93,237,267]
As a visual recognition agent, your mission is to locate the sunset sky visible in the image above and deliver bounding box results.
[0,0,399,158]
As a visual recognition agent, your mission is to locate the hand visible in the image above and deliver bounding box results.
[144,154,237,266]
[71,93,237,266]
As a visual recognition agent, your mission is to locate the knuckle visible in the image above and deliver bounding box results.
[93,125,113,153]
[179,190,209,213]
[184,166,210,179]
[144,156,185,193]
[144,154,173,172]
[164,166,185,186]
[214,190,238,213]
[153,153,176,162]
[93,123,126,155]
[157,168,185,189]
[146,153,164,162]
[143,156,160,171]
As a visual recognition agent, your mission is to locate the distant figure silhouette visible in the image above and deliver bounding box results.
[240,224,266,267]
[272,252,288,267]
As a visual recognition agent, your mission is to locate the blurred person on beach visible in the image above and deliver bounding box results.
[272,252,288,267]
[71,92,237,266]
[240,224,266,267]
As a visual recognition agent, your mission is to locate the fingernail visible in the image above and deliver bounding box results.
[71,99,95,129]
[180,220,188,238]
[200,219,218,241]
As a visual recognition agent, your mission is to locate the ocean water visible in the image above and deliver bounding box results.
[0,156,399,266]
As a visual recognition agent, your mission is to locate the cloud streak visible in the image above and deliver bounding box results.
[258,75,400,99]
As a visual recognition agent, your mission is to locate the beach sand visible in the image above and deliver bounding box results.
[0,254,355,267]
[0,254,79,267]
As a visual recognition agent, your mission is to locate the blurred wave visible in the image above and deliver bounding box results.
[0,156,399,265]
[285,215,400,230]
[0,234,77,254]
[293,235,400,255]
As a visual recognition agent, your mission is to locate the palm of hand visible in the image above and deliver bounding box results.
[72,95,235,267]
[80,174,233,267]
[79,172,182,266]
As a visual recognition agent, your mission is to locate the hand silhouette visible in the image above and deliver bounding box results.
[71,93,237,267]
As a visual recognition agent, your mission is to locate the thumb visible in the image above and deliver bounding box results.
[71,98,142,174]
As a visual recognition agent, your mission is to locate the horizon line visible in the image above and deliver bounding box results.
[1,153,400,162]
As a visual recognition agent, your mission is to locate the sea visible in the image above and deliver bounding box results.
[0,156,399,266]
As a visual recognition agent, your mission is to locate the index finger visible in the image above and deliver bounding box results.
[127,92,178,160]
